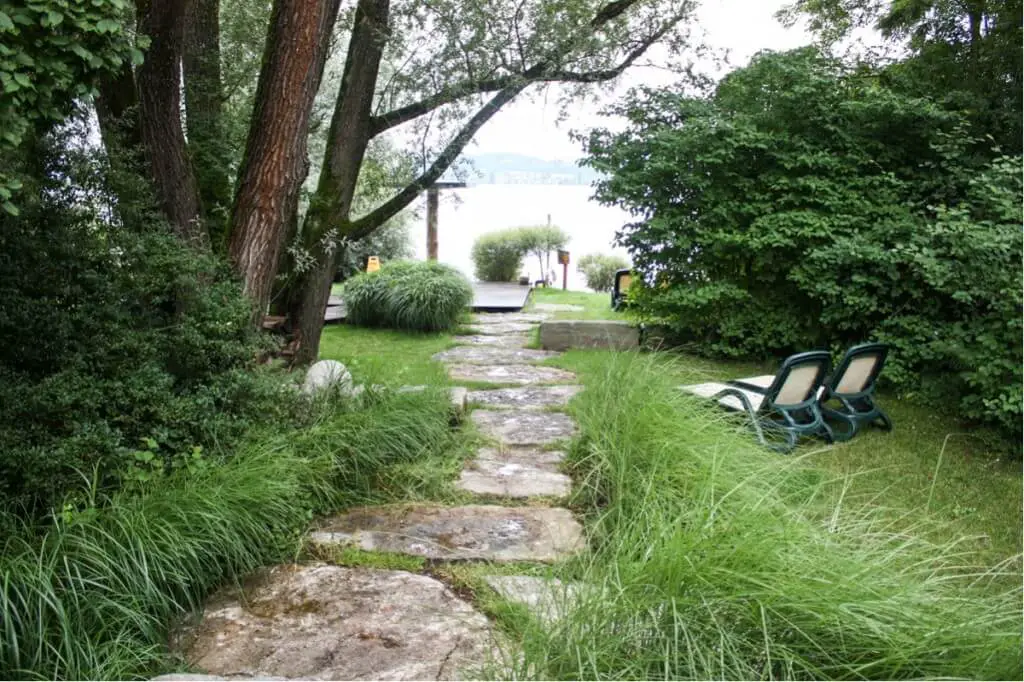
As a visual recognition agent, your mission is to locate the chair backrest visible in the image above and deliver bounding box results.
[763,351,832,407]
[613,270,632,298]
[828,343,889,396]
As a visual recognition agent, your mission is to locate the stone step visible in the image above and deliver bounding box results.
[484,575,584,626]
[472,410,576,446]
[310,505,584,562]
[452,334,530,348]
[458,447,569,498]
[467,385,580,411]
[170,563,493,680]
[472,313,549,324]
[469,322,536,335]
[433,346,560,365]
[446,364,576,386]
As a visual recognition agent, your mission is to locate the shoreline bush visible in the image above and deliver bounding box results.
[471,230,526,282]
[343,260,472,332]
[577,253,629,292]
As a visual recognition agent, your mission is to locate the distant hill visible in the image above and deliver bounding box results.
[461,153,601,186]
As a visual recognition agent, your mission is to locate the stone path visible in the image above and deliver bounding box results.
[175,307,584,680]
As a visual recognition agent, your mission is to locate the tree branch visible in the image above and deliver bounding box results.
[348,83,528,239]
[368,0,654,136]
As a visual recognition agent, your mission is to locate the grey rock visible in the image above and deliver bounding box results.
[302,360,355,396]
[449,386,468,413]
[446,364,576,386]
[470,322,536,335]
[532,303,584,312]
[540,320,639,351]
[458,447,569,498]
[174,564,493,680]
[467,385,580,410]
[433,346,559,365]
[310,505,583,562]
[152,676,229,681]
[472,313,549,324]
[484,575,584,626]
[451,334,530,348]
[472,410,576,445]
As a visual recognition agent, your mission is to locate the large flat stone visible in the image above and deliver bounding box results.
[472,410,576,445]
[470,322,536,335]
[458,447,569,498]
[446,364,576,386]
[433,346,560,365]
[310,505,583,562]
[484,575,583,626]
[540,320,639,351]
[472,313,549,324]
[467,385,581,410]
[174,564,492,680]
[532,303,584,312]
[451,334,530,348]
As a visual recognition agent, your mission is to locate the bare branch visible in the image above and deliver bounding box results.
[368,0,659,136]
[348,83,528,238]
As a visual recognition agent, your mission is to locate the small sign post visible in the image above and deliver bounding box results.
[557,250,570,290]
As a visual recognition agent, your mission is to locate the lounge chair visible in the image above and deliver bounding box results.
[682,351,834,452]
[611,269,632,310]
[730,343,892,442]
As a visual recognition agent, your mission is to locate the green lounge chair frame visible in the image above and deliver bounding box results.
[722,350,835,453]
[819,342,892,441]
[611,269,631,310]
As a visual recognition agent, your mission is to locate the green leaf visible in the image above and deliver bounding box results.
[96,18,119,33]
[0,11,14,31]
[2,200,19,216]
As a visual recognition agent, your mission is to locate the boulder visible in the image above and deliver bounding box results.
[302,360,356,397]
[539,320,639,351]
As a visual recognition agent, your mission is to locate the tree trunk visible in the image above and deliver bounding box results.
[227,0,341,319]
[95,61,141,153]
[291,0,391,365]
[136,0,208,249]
[184,0,231,248]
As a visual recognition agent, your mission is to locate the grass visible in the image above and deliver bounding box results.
[0,388,460,680]
[526,287,628,320]
[547,348,1023,565]
[497,353,1022,680]
[319,324,457,386]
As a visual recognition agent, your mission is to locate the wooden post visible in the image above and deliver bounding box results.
[426,186,439,260]
[562,261,568,290]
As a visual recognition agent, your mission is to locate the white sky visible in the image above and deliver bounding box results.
[469,0,816,161]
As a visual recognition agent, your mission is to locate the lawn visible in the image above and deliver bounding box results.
[525,286,627,320]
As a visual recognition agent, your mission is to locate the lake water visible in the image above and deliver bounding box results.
[408,184,634,291]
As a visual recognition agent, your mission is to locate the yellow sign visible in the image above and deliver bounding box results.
[557,250,570,265]
[366,256,381,273]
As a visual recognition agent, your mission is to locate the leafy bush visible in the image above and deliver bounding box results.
[335,217,414,280]
[0,388,455,679]
[504,354,1022,680]
[577,253,629,292]
[343,260,472,331]
[583,48,1023,442]
[516,224,571,282]
[0,128,284,516]
[471,229,526,281]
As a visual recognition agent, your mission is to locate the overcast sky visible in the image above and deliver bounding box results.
[470,0,815,161]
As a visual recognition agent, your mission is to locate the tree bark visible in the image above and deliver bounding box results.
[227,0,341,319]
[136,0,208,249]
[290,0,391,365]
[184,0,231,247]
[95,61,142,153]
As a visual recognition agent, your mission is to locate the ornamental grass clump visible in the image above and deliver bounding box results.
[343,260,472,332]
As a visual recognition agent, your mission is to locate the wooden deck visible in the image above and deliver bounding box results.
[470,282,533,312]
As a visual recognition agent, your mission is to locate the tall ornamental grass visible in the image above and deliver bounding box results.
[344,260,472,332]
[0,388,454,680]
[505,353,1022,680]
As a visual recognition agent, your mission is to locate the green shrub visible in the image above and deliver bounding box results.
[583,49,1023,443]
[471,229,526,281]
[504,354,1022,680]
[0,127,284,516]
[343,260,472,332]
[334,218,414,280]
[577,253,629,292]
[515,224,571,281]
[0,387,455,679]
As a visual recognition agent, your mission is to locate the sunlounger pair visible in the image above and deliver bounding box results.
[682,343,892,453]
